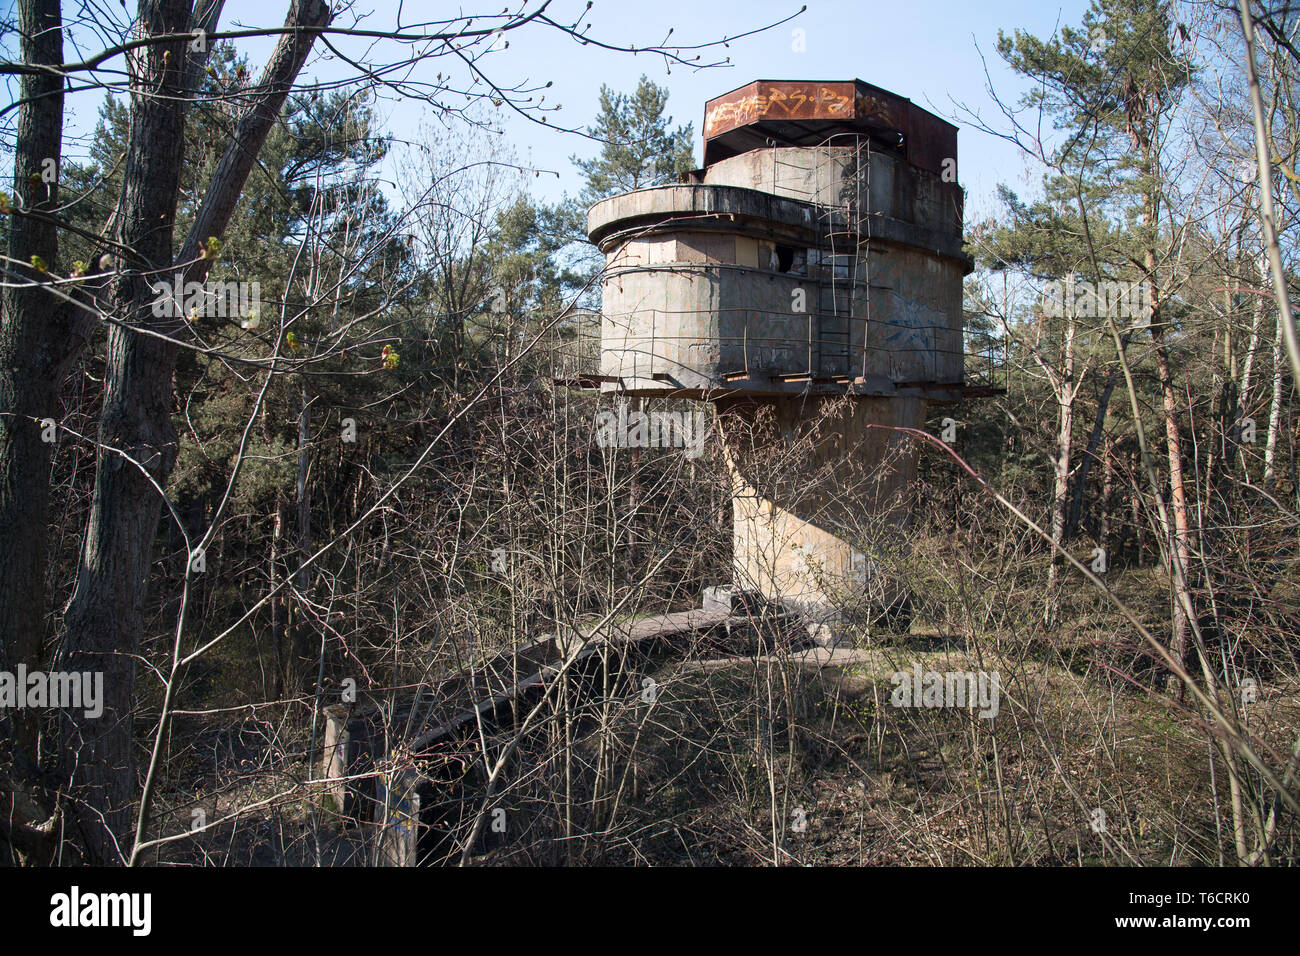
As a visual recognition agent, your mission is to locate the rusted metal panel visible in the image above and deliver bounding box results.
[904,104,958,179]
[703,78,957,177]
[851,82,907,131]
[704,80,864,135]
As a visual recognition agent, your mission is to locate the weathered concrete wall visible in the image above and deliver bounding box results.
[703,145,960,237]
[591,184,967,396]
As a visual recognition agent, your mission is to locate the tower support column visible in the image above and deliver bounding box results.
[720,395,926,636]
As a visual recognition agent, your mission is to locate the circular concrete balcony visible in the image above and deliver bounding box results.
[587,182,970,399]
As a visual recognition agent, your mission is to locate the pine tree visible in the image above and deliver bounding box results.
[572,74,696,204]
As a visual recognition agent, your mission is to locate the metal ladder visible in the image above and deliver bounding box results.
[813,135,869,380]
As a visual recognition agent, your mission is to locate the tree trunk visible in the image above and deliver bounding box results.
[1067,332,1133,540]
[292,383,313,680]
[60,0,195,863]
[1151,318,1194,695]
[1044,310,1076,625]
[1264,297,1286,485]
[270,497,285,700]
[1128,463,1145,564]
[60,0,333,863]
[1100,433,1114,557]
[1237,251,1267,466]
[0,0,74,762]
[1128,452,1149,564]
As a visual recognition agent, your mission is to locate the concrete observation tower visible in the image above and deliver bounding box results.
[585,79,974,637]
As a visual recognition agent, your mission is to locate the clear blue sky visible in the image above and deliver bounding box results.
[30,0,1097,221]
[436,0,1093,219]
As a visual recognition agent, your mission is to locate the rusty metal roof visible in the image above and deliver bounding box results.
[702,79,957,177]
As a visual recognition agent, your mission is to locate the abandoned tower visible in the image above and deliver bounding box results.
[586,79,973,635]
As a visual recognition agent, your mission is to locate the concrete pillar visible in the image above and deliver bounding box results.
[374,768,421,866]
[319,704,350,816]
[720,394,924,637]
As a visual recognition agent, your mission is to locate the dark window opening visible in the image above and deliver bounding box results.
[775,244,795,273]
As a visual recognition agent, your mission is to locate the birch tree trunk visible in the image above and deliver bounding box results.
[1044,307,1076,626]
[1264,297,1286,484]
